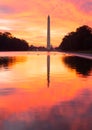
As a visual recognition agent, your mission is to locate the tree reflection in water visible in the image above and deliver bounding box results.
[0,56,26,69]
[62,56,92,77]
[0,57,15,68]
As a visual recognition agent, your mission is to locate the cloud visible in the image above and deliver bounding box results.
[0,88,16,96]
[0,26,11,30]
[67,0,92,13]
[0,5,14,13]
[81,1,92,13]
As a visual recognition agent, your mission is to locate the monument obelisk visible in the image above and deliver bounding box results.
[47,15,50,50]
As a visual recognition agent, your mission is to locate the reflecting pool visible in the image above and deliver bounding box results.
[0,52,92,130]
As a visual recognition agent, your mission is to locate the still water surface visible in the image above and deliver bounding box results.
[0,52,92,130]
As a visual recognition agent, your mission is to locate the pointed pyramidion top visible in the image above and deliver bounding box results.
[48,15,50,18]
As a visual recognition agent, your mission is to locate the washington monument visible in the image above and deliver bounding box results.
[47,15,51,50]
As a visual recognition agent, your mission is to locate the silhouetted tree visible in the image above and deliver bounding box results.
[59,25,92,51]
[0,32,29,51]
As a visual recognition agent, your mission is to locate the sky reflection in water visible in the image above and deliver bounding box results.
[0,52,92,130]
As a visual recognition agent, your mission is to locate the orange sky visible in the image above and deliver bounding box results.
[0,0,92,47]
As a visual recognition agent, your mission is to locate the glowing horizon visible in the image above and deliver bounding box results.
[0,0,92,47]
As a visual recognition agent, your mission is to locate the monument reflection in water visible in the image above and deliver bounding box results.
[47,54,50,87]
[0,53,92,130]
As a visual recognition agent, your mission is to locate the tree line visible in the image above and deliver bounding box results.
[58,25,92,51]
[0,25,92,51]
[0,32,29,51]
